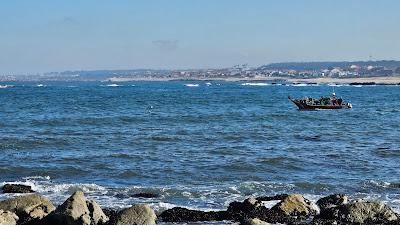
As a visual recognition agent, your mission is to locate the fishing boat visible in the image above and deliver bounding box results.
[288,93,352,110]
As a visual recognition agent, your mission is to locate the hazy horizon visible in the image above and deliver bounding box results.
[1,0,400,74]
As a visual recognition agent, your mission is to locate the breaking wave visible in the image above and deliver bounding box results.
[240,83,270,86]
[185,84,199,87]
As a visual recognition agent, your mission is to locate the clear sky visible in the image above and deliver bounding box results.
[1,0,399,74]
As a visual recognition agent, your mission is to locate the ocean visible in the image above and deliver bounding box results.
[0,81,399,216]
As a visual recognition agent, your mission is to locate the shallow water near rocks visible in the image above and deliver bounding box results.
[1,81,400,221]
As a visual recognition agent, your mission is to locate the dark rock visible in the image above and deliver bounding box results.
[159,196,309,224]
[131,193,160,199]
[317,194,348,212]
[256,194,289,202]
[159,207,228,222]
[227,197,292,224]
[114,193,160,199]
[317,201,398,224]
[102,208,120,225]
[1,184,34,194]
[115,204,156,225]
[349,82,376,85]
[227,197,266,221]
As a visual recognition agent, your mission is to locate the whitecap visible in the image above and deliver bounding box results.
[106,84,121,87]
[328,84,343,87]
[291,83,309,86]
[241,83,270,86]
[36,84,46,87]
[0,85,13,89]
[205,82,212,86]
[185,84,199,87]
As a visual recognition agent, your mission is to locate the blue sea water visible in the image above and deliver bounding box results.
[0,81,400,214]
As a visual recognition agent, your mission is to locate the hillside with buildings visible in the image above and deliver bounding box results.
[1,60,400,82]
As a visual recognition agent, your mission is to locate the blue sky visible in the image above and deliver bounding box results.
[1,0,399,74]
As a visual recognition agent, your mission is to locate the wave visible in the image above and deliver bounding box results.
[2,177,400,213]
[106,84,122,87]
[185,84,199,87]
[0,85,14,89]
[241,83,270,86]
[290,83,319,87]
[328,84,347,87]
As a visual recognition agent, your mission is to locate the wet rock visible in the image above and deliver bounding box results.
[0,194,55,224]
[114,193,160,199]
[115,204,156,225]
[131,193,160,199]
[256,194,289,202]
[48,191,108,225]
[227,197,265,218]
[159,207,228,222]
[227,197,288,223]
[240,218,271,225]
[102,208,119,225]
[317,201,398,224]
[0,210,18,225]
[316,194,348,212]
[1,184,34,194]
[270,194,318,217]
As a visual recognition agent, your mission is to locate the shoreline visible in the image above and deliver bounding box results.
[107,76,400,84]
[1,185,399,225]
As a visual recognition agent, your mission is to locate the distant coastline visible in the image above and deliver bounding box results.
[2,60,400,83]
[107,76,400,85]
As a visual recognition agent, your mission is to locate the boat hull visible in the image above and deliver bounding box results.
[289,96,352,110]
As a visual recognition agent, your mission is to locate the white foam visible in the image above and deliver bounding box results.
[205,82,212,86]
[241,83,270,86]
[36,84,46,87]
[262,200,281,209]
[185,84,199,87]
[0,85,13,89]
[291,83,319,87]
[328,84,343,87]
[106,84,121,87]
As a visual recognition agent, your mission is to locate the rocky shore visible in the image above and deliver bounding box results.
[1,184,400,225]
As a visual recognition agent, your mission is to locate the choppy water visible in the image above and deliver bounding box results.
[0,81,400,215]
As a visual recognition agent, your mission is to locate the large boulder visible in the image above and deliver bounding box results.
[318,201,398,224]
[1,184,34,194]
[316,194,348,212]
[48,191,108,225]
[159,207,228,222]
[270,194,318,217]
[115,204,156,225]
[0,210,18,225]
[0,194,55,223]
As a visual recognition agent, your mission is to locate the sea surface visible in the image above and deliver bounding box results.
[1,81,400,217]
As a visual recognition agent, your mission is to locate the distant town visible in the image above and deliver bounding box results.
[1,60,400,82]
